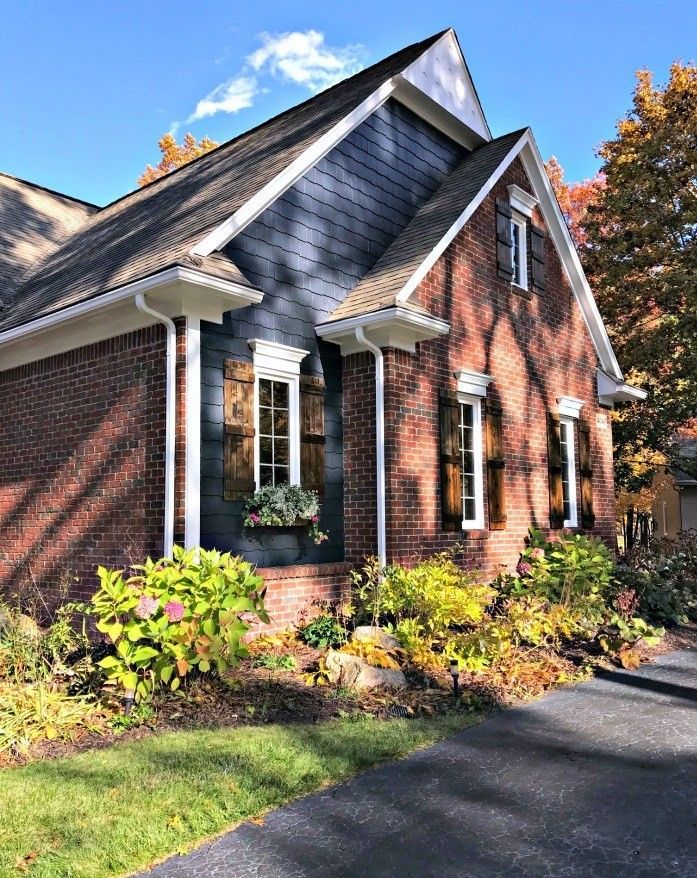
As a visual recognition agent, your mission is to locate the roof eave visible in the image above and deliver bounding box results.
[316,305,449,355]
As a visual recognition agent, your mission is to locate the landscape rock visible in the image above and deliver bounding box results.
[352,625,401,651]
[325,649,406,691]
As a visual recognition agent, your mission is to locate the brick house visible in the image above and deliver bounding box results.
[0,29,644,624]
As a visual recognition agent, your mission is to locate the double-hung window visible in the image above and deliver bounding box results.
[559,417,578,528]
[510,214,527,290]
[458,395,485,529]
[249,339,308,490]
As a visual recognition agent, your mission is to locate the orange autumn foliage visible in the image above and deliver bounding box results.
[138,132,219,186]
[544,156,605,249]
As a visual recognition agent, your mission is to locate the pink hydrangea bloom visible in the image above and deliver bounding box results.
[164,600,185,622]
[135,595,158,619]
[516,560,533,577]
[311,515,319,523]
[250,512,261,524]
[530,547,545,561]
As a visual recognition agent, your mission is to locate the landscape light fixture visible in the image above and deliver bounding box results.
[123,688,135,716]
[449,659,460,698]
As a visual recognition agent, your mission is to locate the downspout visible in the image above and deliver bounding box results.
[354,327,386,568]
[135,293,176,557]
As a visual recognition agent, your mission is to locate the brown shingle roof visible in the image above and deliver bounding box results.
[326,129,527,322]
[0,30,447,333]
[0,172,96,302]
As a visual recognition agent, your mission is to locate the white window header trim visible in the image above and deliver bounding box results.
[558,396,584,419]
[454,368,493,398]
[249,338,309,376]
[507,183,538,218]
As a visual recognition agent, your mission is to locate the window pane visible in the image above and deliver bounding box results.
[259,436,272,465]
[258,379,272,407]
[464,497,475,522]
[259,407,272,436]
[272,381,289,408]
[274,408,289,437]
[259,466,274,487]
[274,465,289,486]
[274,438,289,466]
[463,473,475,499]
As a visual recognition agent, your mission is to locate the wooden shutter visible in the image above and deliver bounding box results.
[439,390,463,532]
[547,413,565,529]
[223,359,255,501]
[578,419,595,529]
[300,375,326,496]
[496,199,514,280]
[485,402,506,530]
[531,226,546,293]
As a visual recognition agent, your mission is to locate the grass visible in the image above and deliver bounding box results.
[0,711,483,878]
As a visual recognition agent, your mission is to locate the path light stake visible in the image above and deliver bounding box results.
[449,659,460,699]
[123,688,135,716]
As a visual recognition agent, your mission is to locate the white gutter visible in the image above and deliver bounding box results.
[355,327,387,569]
[135,293,176,558]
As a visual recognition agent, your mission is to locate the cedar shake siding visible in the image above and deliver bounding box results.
[377,158,615,572]
[200,99,465,566]
[0,327,167,604]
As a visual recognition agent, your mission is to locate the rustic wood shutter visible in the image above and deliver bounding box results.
[300,375,326,496]
[578,419,595,529]
[439,390,462,532]
[496,199,514,280]
[485,402,506,530]
[223,359,255,501]
[531,226,546,293]
[547,413,565,529]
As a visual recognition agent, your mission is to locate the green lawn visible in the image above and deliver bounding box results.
[0,711,483,878]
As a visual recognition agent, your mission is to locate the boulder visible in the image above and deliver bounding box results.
[352,625,400,651]
[325,649,406,691]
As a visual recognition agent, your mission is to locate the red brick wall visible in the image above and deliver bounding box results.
[380,157,615,574]
[0,327,168,605]
[253,562,352,632]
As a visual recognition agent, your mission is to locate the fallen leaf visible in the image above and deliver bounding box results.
[15,851,39,873]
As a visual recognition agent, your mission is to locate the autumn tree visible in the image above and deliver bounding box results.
[138,132,219,186]
[544,156,605,249]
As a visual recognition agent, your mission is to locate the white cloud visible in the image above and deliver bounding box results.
[188,75,259,122]
[248,30,365,93]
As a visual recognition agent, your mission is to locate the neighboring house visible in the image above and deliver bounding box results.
[0,29,644,624]
[652,434,697,538]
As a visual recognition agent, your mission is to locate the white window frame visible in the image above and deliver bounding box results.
[510,213,528,291]
[559,416,578,528]
[249,339,309,490]
[457,393,485,530]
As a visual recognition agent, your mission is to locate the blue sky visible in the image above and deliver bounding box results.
[1,0,695,205]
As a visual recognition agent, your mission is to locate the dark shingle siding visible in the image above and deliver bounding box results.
[200,99,465,564]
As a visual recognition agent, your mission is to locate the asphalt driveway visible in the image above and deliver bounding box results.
[142,649,697,878]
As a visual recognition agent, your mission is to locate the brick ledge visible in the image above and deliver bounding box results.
[255,562,352,581]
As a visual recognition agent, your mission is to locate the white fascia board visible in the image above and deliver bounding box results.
[394,127,626,382]
[191,78,398,257]
[316,306,449,355]
[0,267,263,371]
[395,131,529,305]
[597,369,648,406]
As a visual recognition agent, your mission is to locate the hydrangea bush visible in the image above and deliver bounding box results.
[244,484,328,544]
[91,547,269,700]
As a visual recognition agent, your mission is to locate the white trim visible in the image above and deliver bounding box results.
[355,327,387,568]
[454,368,492,398]
[191,30,492,258]
[560,416,578,528]
[456,393,485,530]
[507,183,537,218]
[393,128,627,382]
[134,293,176,557]
[249,339,309,489]
[316,306,449,355]
[184,316,201,549]
[597,369,647,407]
[557,396,584,419]
[395,132,529,305]
[510,213,528,291]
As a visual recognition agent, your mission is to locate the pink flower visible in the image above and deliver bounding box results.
[164,600,185,622]
[516,560,533,577]
[250,512,261,524]
[311,515,319,524]
[530,547,545,561]
[135,595,158,619]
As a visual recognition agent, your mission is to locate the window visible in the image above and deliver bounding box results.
[249,339,309,490]
[458,396,485,529]
[510,215,527,289]
[559,417,578,527]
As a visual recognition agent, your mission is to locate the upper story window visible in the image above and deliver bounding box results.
[510,215,527,289]
[249,339,309,490]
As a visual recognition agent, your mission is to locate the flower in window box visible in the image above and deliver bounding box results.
[243,484,328,544]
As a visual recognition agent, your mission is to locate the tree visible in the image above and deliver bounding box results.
[583,62,697,505]
[138,132,219,186]
[544,156,605,249]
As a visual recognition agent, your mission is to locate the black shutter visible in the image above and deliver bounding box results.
[439,390,463,532]
[496,199,514,279]
[485,402,506,530]
[578,419,595,529]
[531,226,546,293]
[547,414,565,529]
[300,375,326,496]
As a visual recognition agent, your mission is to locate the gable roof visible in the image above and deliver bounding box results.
[0,172,96,301]
[0,30,451,334]
[327,128,526,322]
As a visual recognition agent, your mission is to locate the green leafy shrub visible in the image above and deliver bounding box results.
[251,653,297,671]
[243,484,328,543]
[91,546,269,701]
[297,615,346,649]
